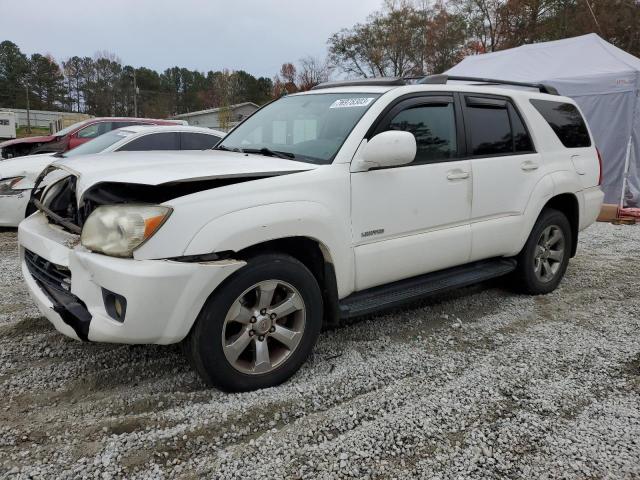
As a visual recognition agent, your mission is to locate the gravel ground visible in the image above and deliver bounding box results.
[1,223,639,479]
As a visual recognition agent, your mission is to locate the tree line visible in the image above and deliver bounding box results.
[1,0,639,118]
[0,42,274,118]
[327,0,640,77]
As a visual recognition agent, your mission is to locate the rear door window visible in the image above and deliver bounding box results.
[530,100,591,148]
[76,122,110,139]
[118,132,180,151]
[180,132,221,150]
[463,96,535,156]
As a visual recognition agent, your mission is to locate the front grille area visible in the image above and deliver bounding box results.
[24,248,92,341]
[24,249,72,294]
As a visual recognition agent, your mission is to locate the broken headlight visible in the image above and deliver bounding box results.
[0,176,25,196]
[80,205,172,257]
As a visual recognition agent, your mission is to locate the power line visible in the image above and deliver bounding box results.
[583,0,604,35]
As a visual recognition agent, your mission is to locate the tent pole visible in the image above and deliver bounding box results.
[620,72,640,209]
[619,136,632,208]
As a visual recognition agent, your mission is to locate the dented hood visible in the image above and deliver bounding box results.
[53,149,319,196]
[0,135,56,148]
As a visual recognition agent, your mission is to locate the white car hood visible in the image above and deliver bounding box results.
[52,150,320,197]
[0,153,57,185]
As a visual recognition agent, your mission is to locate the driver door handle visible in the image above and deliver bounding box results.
[447,169,470,181]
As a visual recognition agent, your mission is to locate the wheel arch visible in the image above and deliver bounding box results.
[542,193,580,257]
[235,236,341,328]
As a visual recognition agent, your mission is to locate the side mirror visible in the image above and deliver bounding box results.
[352,130,417,172]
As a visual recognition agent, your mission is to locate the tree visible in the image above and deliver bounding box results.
[0,41,29,108]
[328,1,466,77]
[62,56,85,112]
[297,56,331,91]
[27,53,65,110]
[424,3,467,73]
[451,0,511,53]
[272,63,298,97]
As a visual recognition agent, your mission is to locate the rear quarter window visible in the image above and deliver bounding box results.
[180,132,221,150]
[530,100,591,148]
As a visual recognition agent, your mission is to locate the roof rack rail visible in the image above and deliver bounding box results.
[310,75,560,95]
[418,74,559,95]
[311,77,406,90]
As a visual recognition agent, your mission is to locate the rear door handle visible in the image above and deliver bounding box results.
[521,161,539,172]
[447,169,470,181]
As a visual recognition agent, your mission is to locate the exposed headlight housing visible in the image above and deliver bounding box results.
[0,176,25,196]
[80,205,172,257]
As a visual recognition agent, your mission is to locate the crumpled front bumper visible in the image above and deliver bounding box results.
[19,212,245,344]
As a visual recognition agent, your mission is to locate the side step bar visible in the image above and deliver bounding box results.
[339,258,517,319]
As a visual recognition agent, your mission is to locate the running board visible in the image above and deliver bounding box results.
[339,258,517,319]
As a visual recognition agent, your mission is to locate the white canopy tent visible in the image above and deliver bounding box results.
[448,34,640,206]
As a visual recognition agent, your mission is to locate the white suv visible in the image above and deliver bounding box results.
[18,76,604,391]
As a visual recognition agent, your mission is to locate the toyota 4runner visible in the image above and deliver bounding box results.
[18,76,604,391]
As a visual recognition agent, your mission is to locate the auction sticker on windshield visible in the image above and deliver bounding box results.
[329,98,376,109]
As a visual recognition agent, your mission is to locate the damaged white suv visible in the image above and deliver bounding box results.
[19,76,604,391]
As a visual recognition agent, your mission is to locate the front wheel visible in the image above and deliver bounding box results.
[513,208,572,295]
[186,253,323,392]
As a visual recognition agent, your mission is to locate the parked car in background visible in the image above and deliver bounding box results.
[18,76,603,391]
[0,125,224,227]
[0,117,187,159]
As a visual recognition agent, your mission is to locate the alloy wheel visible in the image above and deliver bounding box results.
[533,225,566,283]
[222,280,306,375]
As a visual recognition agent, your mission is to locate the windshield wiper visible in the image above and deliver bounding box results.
[243,148,296,160]
[216,145,244,153]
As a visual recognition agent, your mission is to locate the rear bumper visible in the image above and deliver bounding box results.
[19,213,245,344]
[579,186,605,230]
[0,191,30,227]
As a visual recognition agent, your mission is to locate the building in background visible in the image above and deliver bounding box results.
[170,102,259,132]
[0,108,91,133]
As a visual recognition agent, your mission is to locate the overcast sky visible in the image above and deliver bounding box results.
[0,0,381,78]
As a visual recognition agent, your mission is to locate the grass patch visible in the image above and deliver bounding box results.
[16,126,51,138]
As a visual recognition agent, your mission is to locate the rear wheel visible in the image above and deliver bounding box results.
[186,254,322,391]
[513,208,572,295]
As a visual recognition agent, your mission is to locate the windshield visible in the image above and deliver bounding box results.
[54,120,91,137]
[62,129,135,158]
[217,93,381,164]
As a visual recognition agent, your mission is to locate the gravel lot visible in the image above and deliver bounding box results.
[1,223,639,479]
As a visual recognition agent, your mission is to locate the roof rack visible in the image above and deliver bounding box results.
[311,77,406,90]
[311,75,559,95]
[418,74,559,95]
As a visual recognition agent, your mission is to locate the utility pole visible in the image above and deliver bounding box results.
[25,83,31,134]
[133,70,138,117]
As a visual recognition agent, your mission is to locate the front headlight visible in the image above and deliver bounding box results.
[0,176,25,196]
[80,205,172,257]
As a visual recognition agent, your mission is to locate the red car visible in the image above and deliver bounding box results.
[0,117,186,159]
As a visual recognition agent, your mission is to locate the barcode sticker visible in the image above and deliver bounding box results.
[329,98,375,109]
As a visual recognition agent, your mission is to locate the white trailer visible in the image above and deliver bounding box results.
[0,111,17,140]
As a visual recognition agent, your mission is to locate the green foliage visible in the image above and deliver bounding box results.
[0,44,274,117]
[0,41,29,108]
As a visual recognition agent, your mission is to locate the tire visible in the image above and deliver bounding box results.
[186,253,323,392]
[513,208,572,295]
